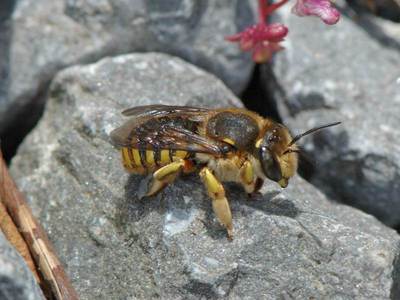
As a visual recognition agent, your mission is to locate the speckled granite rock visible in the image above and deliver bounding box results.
[1,0,255,140]
[0,232,44,300]
[10,53,400,299]
[264,2,400,227]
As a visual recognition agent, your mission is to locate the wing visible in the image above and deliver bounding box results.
[121,105,209,119]
[110,105,230,155]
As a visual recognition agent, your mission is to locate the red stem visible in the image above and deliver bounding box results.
[258,0,289,24]
[258,0,268,23]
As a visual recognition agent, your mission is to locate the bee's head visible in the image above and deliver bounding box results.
[256,122,341,188]
[256,125,296,188]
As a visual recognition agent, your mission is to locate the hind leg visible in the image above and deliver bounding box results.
[145,160,185,197]
[199,167,233,240]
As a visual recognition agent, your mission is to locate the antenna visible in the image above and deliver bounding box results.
[287,122,341,147]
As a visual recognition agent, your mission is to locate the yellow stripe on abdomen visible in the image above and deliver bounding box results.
[132,149,142,166]
[122,148,133,169]
[160,150,171,164]
[120,148,189,173]
[146,150,155,165]
[121,147,145,174]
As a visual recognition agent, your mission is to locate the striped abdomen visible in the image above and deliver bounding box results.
[121,147,191,174]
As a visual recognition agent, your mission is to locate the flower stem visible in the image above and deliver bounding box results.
[258,0,289,24]
[258,0,268,23]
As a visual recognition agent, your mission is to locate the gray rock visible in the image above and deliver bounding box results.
[10,53,400,299]
[0,232,44,300]
[2,0,255,137]
[0,1,16,159]
[0,0,14,104]
[264,2,400,227]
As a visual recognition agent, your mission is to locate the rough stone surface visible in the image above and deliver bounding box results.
[1,0,255,137]
[10,53,400,299]
[0,232,44,300]
[265,2,400,227]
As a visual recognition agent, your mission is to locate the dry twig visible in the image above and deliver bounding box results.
[0,199,41,282]
[0,150,78,300]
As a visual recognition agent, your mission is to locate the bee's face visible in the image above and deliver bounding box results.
[257,125,298,188]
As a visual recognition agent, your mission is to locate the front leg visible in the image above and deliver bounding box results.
[199,167,233,240]
[239,160,264,195]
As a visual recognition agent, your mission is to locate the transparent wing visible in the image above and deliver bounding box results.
[110,105,230,155]
[121,105,209,118]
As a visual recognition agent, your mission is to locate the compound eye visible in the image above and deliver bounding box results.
[259,146,282,182]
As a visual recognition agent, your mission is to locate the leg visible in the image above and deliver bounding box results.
[239,160,264,196]
[199,167,233,240]
[145,160,185,197]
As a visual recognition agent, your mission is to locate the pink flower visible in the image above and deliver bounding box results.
[225,0,340,63]
[225,23,288,63]
[292,0,340,25]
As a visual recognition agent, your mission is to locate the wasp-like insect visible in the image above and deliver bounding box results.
[110,105,340,239]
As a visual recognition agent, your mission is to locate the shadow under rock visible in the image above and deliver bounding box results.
[117,173,300,240]
[118,173,208,229]
[181,280,221,300]
[119,173,229,241]
[240,190,300,219]
[117,174,166,226]
[241,65,282,122]
[346,0,400,23]
[203,185,300,240]
[0,0,16,162]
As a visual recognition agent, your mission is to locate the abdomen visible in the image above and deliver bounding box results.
[121,147,191,174]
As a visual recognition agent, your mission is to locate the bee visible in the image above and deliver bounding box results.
[110,105,340,239]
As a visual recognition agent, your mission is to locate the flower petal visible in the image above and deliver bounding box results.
[225,22,288,63]
[292,0,340,25]
[225,33,243,42]
[240,37,254,51]
[264,23,289,42]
